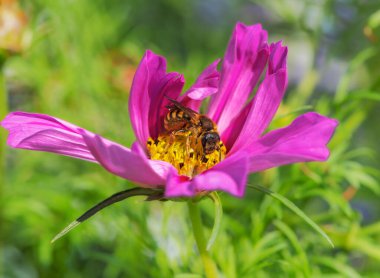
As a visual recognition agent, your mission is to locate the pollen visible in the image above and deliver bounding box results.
[146,134,226,177]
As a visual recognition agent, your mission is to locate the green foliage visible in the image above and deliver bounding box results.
[2,0,380,277]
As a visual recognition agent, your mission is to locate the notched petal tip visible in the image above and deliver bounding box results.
[268,41,288,75]
[143,49,165,65]
[209,22,271,130]
[235,21,264,36]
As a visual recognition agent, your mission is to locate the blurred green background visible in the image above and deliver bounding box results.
[1,0,380,277]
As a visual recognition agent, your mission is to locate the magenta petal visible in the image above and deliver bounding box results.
[80,130,170,186]
[194,152,249,197]
[179,59,220,111]
[221,100,252,151]
[1,111,172,186]
[220,41,288,153]
[149,74,185,139]
[226,41,288,154]
[228,68,287,154]
[248,112,339,172]
[164,169,193,197]
[129,50,184,146]
[164,152,249,198]
[267,41,288,75]
[130,141,174,180]
[1,112,97,162]
[207,22,269,132]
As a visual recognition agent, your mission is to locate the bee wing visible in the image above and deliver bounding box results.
[165,96,199,122]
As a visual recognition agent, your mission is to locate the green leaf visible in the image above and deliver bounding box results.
[314,257,361,278]
[51,187,157,243]
[274,221,310,277]
[349,90,380,102]
[174,274,202,278]
[361,221,380,236]
[368,9,380,29]
[352,238,380,261]
[206,191,223,251]
[335,48,377,103]
[275,105,313,120]
[51,221,81,243]
[248,184,334,248]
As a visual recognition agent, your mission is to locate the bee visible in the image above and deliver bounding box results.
[164,96,221,155]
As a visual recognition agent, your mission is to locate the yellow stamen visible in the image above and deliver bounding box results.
[147,134,226,177]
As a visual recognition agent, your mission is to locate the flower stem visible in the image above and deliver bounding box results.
[187,201,218,278]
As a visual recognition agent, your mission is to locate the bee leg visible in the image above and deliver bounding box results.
[175,129,192,165]
[163,132,176,153]
[185,135,191,163]
[169,132,175,144]
[166,129,188,152]
[173,129,188,137]
[216,144,221,162]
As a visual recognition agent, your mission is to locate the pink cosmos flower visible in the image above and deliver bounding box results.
[1,22,338,198]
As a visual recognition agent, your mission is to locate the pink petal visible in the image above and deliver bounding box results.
[267,41,288,76]
[149,74,185,140]
[227,42,288,154]
[195,152,249,197]
[221,100,251,151]
[80,129,171,186]
[1,111,172,187]
[129,50,184,146]
[164,169,194,197]
[1,112,96,162]
[248,112,338,172]
[164,152,249,198]
[179,59,220,111]
[130,141,175,181]
[207,22,269,133]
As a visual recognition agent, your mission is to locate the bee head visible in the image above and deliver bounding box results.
[202,132,220,154]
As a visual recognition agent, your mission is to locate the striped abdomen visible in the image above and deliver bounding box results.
[164,109,192,131]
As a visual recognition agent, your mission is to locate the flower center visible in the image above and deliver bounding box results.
[146,133,226,177]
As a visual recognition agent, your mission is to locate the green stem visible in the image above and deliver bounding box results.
[187,201,218,278]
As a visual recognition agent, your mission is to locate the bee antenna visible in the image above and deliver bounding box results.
[164,95,178,103]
